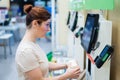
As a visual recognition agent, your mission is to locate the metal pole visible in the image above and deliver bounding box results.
[51,0,56,52]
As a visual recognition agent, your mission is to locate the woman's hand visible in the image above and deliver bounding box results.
[66,59,78,68]
[64,66,81,79]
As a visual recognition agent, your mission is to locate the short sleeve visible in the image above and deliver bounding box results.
[16,48,39,72]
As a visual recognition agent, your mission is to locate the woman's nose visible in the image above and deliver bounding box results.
[47,27,50,31]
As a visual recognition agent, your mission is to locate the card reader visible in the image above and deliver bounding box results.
[94,45,114,68]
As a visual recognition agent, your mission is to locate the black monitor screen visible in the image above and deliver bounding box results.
[81,14,99,53]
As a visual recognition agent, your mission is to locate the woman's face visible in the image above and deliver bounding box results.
[36,19,51,38]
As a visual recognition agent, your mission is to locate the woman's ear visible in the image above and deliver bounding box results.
[32,20,38,26]
[32,20,39,27]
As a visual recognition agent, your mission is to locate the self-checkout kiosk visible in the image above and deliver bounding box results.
[80,13,114,80]
[67,11,85,71]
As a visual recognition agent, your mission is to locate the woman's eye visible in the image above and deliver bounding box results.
[46,24,50,26]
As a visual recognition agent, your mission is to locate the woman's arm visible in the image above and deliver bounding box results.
[25,66,80,80]
[48,62,67,71]
[25,67,68,80]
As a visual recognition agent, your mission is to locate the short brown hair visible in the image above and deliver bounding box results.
[24,4,51,29]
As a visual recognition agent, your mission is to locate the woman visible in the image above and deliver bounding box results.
[15,4,80,80]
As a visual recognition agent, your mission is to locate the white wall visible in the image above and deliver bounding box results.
[57,0,69,45]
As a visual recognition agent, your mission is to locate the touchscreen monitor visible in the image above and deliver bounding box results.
[81,14,99,53]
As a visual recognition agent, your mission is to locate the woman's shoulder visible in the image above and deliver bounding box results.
[16,41,36,55]
[19,41,36,49]
[15,42,37,61]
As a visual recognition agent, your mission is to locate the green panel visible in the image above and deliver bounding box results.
[69,0,85,10]
[69,0,114,10]
[85,0,114,10]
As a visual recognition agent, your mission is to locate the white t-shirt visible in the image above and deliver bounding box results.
[15,41,49,80]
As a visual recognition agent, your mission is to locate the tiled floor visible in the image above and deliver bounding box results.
[0,38,52,80]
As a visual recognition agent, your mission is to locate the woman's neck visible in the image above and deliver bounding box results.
[22,30,37,43]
